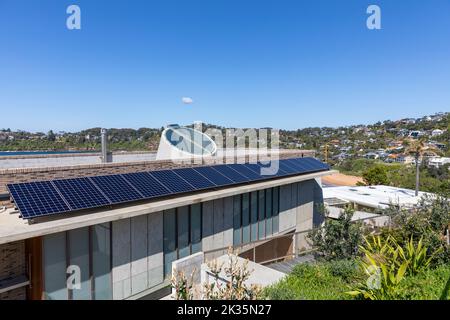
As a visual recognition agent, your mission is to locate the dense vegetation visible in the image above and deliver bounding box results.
[336,158,449,194]
[264,195,450,300]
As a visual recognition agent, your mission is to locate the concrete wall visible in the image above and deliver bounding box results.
[111,212,165,300]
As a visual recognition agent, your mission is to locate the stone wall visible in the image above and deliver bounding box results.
[0,240,27,300]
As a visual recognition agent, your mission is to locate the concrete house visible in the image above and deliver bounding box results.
[0,150,331,300]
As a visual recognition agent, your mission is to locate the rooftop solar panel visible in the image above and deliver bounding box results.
[149,170,195,193]
[122,172,171,199]
[53,177,111,210]
[227,164,265,180]
[285,158,311,172]
[278,160,298,175]
[8,181,71,219]
[193,166,234,187]
[90,175,143,204]
[172,168,216,190]
[211,165,250,184]
[7,157,329,220]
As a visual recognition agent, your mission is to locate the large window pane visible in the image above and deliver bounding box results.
[163,209,177,277]
[242,193,250,244]
[265,189,273,237]
[258,190,265,240]
[43,233,68,300]
[177,206,190,259]
[250,192,258,242]
[190,203,202,254]
[272,187,280,233]
[68,227,91,300]
[233,195,242,245]
[92,223,112,300]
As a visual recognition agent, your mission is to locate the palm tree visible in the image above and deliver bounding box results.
[404,138,440,196]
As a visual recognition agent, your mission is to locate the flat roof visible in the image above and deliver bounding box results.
[323,185,432,210]
[0,170,334,245]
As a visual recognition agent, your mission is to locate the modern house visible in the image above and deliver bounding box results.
[0,150,331,300]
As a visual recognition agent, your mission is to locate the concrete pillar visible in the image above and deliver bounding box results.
[213,198,224,257]
[148,211,164,288]
[112,219,131,300]
[131,215,148,295]
[202,201,214,259]
[222,196,234,250]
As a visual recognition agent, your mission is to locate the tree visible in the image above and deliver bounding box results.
[362,165,388,185]
[47,130,56,142]
[404,138,440,196]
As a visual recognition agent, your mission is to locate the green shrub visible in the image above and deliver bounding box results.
[308,206,364,261]
[264,261,360,300]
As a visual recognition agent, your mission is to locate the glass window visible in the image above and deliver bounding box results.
[43,233,68,300]
[272,187,280,234]
[190,203,202,254]
[250,191,258,242]
[177,206,190,259]
[92,223,112,300]
[242,193,250,244]
[265,189,273,237]
[233,195,242,245]
[68,227,91,300]
[163,209,177,277]
[258,190,265,240]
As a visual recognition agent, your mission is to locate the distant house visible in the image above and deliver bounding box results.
[431,129,444,136]
[428,157,450,169]
[408,130,423,138]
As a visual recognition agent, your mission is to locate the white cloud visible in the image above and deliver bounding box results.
[182,97,193,104]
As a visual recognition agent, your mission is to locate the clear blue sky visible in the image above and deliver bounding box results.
[1,0,449,132]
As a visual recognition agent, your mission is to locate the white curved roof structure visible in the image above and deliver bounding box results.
[156,124,217,160]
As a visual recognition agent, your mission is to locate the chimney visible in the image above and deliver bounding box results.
[101,128,112,163]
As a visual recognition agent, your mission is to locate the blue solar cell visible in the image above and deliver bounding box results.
[255,161,291,177]
[278,160,298,175]
[227,164,264,180]
[90,175,143,204]
[172,168,216,190]
[301,157,330,170]
[149,170,195,193]
[285,158,311,172]
[211,165,250,183]
[53,177,111,210]
[8,181,70,219]
[122,172,171,199]
[193,166,234,187]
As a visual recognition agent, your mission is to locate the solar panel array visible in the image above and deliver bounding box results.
[7,157,329,220]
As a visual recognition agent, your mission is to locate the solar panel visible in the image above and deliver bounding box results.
[149,170,195,193]
[211,165,250,183]
[53,177,111,210]
[285,158,311,172]
[90,175,143,204]
[278,160,298,175]
[7,157,329,220]
[227,164,265,180]
[172,168,216,190]
[252,161,291,177]
[193,166,235,187]
[8,181,70,219]
[122,172,171,199]
[301,157,330,170]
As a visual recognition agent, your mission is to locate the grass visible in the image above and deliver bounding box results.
[263,259,450,300]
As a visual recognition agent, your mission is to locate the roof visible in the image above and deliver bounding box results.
[0,170,335,245]
[323,185,432,209]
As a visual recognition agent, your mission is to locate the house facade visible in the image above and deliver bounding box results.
[0,151,330,300]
